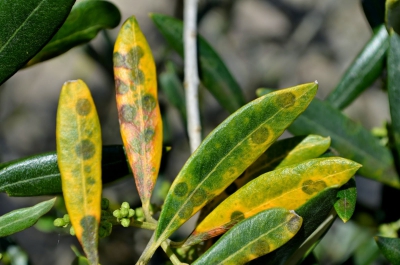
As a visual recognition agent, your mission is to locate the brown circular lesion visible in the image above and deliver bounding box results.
[142,94,157,111]
[120,104,136,123]
[75,139,96,160]
[76,98,92,116]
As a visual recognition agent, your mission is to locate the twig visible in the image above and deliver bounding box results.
[161,240,187,265]
[184,0,201,152]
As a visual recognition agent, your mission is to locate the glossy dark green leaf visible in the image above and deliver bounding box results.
[150,13,246,113]
[250,188,338,265]
[386,0,400,35]
[388,32,400,165]
[192,208,302,265]
[0,198,56,237]
[159,62,187,125]
[326,25,389,109]
[259,88,400,188]
[0,0,75,85]
[375,236,400,264]
[362,0,386,29]
[27,0,121,66]
[0,145,129,196]
[334,178,357,223]
[137,83,318,263]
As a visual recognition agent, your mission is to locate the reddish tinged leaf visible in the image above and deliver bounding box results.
[113,16,163,220]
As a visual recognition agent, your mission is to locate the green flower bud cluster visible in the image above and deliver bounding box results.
[113,201,135,227]
[175,246,198,264]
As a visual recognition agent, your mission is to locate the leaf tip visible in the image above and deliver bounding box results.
[314,80,319,85]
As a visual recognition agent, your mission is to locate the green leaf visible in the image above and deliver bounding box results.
[137,82,318,263]
[0,198,56,237]
[388,32,400,165]
[192,208,303,265]
[150,13,246,113]
[250,188,338,265]
[0,0,75,85]
[375,236,400,264]
[362,0,386,29]
[198,134,331,223]
[288,97,399,188]
[0,145,129,196]
[334,178,357,223]
[26,0,120,66]
[57,80,102,265]
[186,158,360,246]
[72,256,90,265]
[386,0,400,35]
[326,24,389,110]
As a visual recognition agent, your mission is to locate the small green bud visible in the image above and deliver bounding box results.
[101,198,110,210]
[128,208,135,218]
[70,226,75,236]
[135,207,144,217]
[53,218,66,227]
[121,202,130,209]
[113,209,122,219]
[120,208,129,218]
[121,218,130,227]
[101,221,112,236]
[63,214,70,223]
[99,227,107,238]
[136,216,144,222]
[101,210,110,221]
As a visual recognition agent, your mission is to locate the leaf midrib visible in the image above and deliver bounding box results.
[0,0,47,54]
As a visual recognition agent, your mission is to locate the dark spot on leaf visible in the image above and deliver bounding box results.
[84,165,91,173]
[286,215,301,233]
[86,177,96,186]
[115,79,129,94]
[75,139,96,160]
[174,182,188,197]
[129,69,145,85]
[144,128,155,143]
[302,179,327,195]
[120,104,136,123]
[113,52,127,68]
[251,126,270,144]
[276,92,296,108]
[76,98,91,116]
[225,182,238,195]
[178,201,193,219]
[192,188,207,206]
[251,239,269,256]
[142,94,156,112]
[230,211,245,222]
[126,46,144,67]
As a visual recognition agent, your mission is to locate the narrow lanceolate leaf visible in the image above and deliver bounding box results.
[388,32,400,165]
[198,134,330,223]
[326,25,389,110]
[0,0,75,85]
[137,83,318,263]
[375,236,400,264]
[334,178,357,223]
[113,16,162,220]
[0,198,56,237]
[193,209,302,265]
[150,13,246,113]
[57,80,102,265]
[186,158,360,246]
[26,0,120,67]
[0,146,129,196]
[386,0,400,35]
[251,188,338,265]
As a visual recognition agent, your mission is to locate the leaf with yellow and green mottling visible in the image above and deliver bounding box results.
[56,79,102,265]
[192,208,302,265]
[113,16,162,221]
[334,178,357,223]
[185,157,360,247]
[197,134,331,223]
[137,82,318,263]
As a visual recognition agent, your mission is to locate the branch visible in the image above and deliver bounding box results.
[184,0,201,153]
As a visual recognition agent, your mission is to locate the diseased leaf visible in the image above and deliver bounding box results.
[388,32,400,165]
[0,198,56,237]
[198,134,331,223]
[0,146,129,196]
[326,25,389,110]
[0,0,75,85]
[27,0,121,66]
[251,188,338,265]
[186,158,360,246]
[386,0,400,35]
[113,16,163,221]
[375,236,400,264]
[57,79,102,265]
[150,13,246,113]
[137,82,318,263]
[192,208,302,265]
[334,178,357,223]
